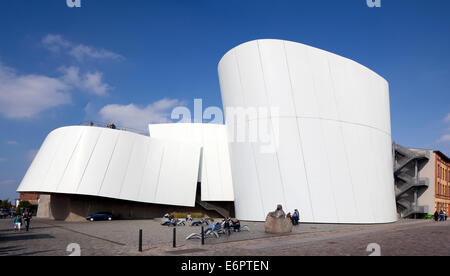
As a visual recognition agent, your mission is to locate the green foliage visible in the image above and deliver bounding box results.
[0,199,12,210]
[173,212,204,219]
[16,200,37,215]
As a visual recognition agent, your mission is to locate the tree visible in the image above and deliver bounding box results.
[16,200,37,214]
[0,199,12,210]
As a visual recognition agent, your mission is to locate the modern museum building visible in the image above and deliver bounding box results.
[17,39,398,224]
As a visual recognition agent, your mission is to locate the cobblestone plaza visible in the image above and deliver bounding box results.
[0,218,448,256]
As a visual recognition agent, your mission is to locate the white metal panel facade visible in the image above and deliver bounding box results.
[17,126,201,207]
[149,123,234,202]
[218,39,397,223]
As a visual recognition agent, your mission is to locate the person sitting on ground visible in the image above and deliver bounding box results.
[186,213,193,222]
[169,216,179,226]
[204,219,216,234]
[192,217,209,226]
[161,213,174,226]
[186,213,193,226]
[286,212,293,224]
[223,217,232,234]
[232,218,241,232]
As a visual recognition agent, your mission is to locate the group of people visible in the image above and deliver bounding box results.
[287,209,300,226]
[161,213,199,226]
[161,213,242,235]
[434,209,448,221]
[89,121,124,131]
[204,217,241,235]
[13,211,32,232]
[161,213,181,226]
[106,122,117,129]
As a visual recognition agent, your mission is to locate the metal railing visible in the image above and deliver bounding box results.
[80,121,148,136]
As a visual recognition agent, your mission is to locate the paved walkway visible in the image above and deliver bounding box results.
[0,218,448,256]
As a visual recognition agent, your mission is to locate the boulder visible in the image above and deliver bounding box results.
[265,216,293,233]
[264,204,293,234]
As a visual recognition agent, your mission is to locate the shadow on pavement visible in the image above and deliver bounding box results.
[0,246,26,255]
[8,249,57,256]
[0,226,58,233]
[0,234,55,242]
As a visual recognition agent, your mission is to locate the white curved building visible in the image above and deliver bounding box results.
[18,126,202,207]
[219,39,396,223]
[17,39,397,224]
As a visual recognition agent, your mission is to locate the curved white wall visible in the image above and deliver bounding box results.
[149,123,234,202]
[218,39,397,223]
[17,126,201,207]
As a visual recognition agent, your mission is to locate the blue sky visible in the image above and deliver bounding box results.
[0,0,449,201]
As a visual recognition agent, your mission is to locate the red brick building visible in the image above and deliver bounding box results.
[19,192,40,205]
[435,151,450,215]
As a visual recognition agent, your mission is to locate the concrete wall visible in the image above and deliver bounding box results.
[36,194,51,218]
[45,194,221,222]
[409,149,436,214]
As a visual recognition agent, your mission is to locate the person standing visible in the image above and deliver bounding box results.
[13,214,22,232]
[292,209,300,226]
[23,211,32,231]
[434,210,440,222]
[439,210,445,221]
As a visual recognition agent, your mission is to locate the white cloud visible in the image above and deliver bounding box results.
[60,66,110,96]
[444,113,450,123]
[69,45,123,61]
[0,179,16,185]
[98,98,183,131]
[6,141,18,145]
[0,64,71,119]
[42,34,71,52]
[0,157,7,162]
[0,62,112,119]
[438,134,450,143]
[437,114,450,144]
[42,34,123,61]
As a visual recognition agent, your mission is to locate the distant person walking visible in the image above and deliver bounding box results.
[13,215,22,232]
[434,210,440,222]
[23,211,32,231]
[439,210,445,221]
